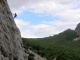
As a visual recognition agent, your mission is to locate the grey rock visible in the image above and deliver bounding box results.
[75,23,80,36]
[28,49,47,60]
[75,23,80,41]
[0,0,28,60]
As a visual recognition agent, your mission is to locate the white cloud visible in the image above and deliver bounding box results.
[15,19,39,38]
[32,24,60,37]
[7,0,80,14]
[15,19,61,38]
[7,0,80,22]
[15,18,79,38]
[7,0,80,18]
[15,19,30,28]
[7,0,80,38]
[21,30,39,38]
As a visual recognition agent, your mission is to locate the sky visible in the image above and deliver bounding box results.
[7,0,80,38]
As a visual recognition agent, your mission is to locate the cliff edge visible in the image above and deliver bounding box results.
[0,0,28,60]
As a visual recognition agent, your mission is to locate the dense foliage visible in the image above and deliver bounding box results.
[22,29,80,60]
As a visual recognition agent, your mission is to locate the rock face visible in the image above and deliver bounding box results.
[28,49,47,60]
[0,0,28,60]
[75,23,80,41]
[75,23,80,36]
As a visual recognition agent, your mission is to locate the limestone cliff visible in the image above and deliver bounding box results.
[75,23,80,36]
[0,0,28,60]
[74,23,80,41]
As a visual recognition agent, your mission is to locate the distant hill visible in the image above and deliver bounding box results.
[22,28,80,60]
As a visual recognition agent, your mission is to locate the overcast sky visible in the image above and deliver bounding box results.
[7,0,80,38]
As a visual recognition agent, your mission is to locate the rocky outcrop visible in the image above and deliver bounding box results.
[75,23,80,41]
[75,23,80,36]
[28,49,47,60]
[0,0,28,60]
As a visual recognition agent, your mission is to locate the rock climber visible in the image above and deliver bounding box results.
[14,13,17,18]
